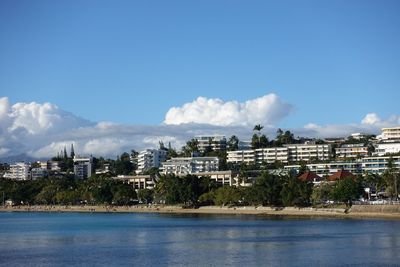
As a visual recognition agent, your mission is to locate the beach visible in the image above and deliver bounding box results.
[1,204,400,219]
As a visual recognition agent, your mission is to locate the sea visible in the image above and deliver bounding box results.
[0,212,399,266]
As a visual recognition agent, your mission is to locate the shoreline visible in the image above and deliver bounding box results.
[1,205,400,220]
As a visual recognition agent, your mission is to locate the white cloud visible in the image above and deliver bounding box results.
[361,113,381,125]
[164,94,292,126]
[1,96,400,161]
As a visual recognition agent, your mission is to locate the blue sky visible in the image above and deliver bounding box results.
[1,0,399,128]
[1,1,400,158]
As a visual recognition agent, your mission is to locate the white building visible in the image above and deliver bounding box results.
[195,135,227,152]
[374,143,400,156]
[286,144,332,162]
[3,162,30,180]
[255,147,289,164]
[73,156,93,179]
[136,149,167,174]
[113,175,156,191]
[284,161,363,176]
[335,143,369,158]
[361,156,400,174]
[161,157,219,175]
[378,126,400,141]
[227,150,255,164]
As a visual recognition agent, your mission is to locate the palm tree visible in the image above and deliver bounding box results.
[253,124,264,134]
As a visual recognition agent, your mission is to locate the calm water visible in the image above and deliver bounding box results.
[0,212,400,266]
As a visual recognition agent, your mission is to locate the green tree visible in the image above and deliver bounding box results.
[330,177,363,206]
[228,135,239,151]
[137,189,154,204]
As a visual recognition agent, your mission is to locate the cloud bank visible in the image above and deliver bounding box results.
[0,96,399,160]
[164,94,292,126]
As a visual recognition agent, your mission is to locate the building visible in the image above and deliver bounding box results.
[298,171,322,183]
[378,126,400,141]
[350,133,367,140]
[335,143,369,158]
[161,157,219,175]
[113,175,156,191]
[195,135,227,152]
[327,170,356,182]
[361,155,400,174]
[73,156,93,179]
[136,149,167,174]
[254,147,289,164]
[286,144,332,162]
[284,161,362,176]
[227,150,255,164]
[3,162,30,180]
[374,143,400,156]
[30,168,48,180]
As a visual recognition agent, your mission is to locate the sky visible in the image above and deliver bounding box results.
[0,0,400,159]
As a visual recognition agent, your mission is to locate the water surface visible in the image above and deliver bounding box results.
[0,212,399,266]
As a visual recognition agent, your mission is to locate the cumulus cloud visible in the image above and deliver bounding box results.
[1,96,400,161]
[164,94,292,126]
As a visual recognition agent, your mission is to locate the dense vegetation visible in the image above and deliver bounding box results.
[0,175,137,205]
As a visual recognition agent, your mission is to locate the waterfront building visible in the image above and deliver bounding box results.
[73,156,93,179]
[113,175,156,191]
[298,171,322,183]
[161,157,219,175]
[335,143,369,158]
[136,149,167,174]
[195,135,227,152]
[3,162,30,180]
[227,150,255,164]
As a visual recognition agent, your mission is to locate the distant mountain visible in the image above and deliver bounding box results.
[0,154,47,164]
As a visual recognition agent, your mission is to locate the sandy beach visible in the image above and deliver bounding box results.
[1,204,400,220]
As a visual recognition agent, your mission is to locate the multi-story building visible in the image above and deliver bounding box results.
[136,149,167,174]
[284,161,363,176]
[378,126,400,141]
[361,156,400,174]
[255,147,289,164]
[374,143,400,156]
[113,175,156,191]
[195,135,227,152]
[3,162,30,180]
[161,157,219,175]
[73,156,93,179]
[227,150,255,164]
[286,144,332,162]
[335,143,369,158]
[30,168,48,180]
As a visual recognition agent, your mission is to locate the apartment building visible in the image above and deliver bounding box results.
[113,175,156,191]
[335,143,369,158]
[361,156,400,174]
[378,127,400,141]
[374,143,400,156]
[195,135,227,152]
[286,144,332,162]
[136,149,167,174]
[227,150,255,164]
[3,162,30,180]
[73,156,93,179]
[284,161,362,176]
[161,157,219,175]
[255,147,289,164]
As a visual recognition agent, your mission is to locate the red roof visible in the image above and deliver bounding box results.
[327,170,356,181]
[298,171,321,182]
